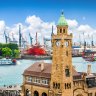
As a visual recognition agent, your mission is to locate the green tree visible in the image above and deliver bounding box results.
[14,49,20,58]
[2,47,12,57]
[8,43,18,50]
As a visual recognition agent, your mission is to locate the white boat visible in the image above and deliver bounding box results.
[0,58,16,65]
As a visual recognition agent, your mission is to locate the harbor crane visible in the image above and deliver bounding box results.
[11,33,18,44]
[21,35,27,48]
[4,30,8,43]
[7,33,12,43]
[29,33,33,46]
[19,25,22,47]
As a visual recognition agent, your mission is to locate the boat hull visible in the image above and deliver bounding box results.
[0,58,16,66]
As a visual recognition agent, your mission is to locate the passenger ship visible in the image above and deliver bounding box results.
[0,58,16,65]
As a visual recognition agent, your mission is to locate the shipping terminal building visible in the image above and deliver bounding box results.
[22,12,96,96]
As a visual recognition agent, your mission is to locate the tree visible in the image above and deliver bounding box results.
[2,47,12,57]
[14,49,20,58]
[8,43,18,50]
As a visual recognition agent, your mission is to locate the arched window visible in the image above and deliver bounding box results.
[34,91,39,96]
[26,89,31,96]
[42,92,47,96]
[77,94,83,96]
[66,51,68,56]
[60,29,62,33]
[63,29,65,33]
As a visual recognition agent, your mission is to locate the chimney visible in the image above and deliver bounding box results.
[41,61,44,71]
[87,64,91,75]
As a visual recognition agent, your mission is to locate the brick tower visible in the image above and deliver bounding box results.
[49,12,73,96]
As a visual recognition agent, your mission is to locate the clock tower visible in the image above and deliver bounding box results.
[49,12,73,96]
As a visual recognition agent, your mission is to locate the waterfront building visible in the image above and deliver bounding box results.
[22,12,96,96]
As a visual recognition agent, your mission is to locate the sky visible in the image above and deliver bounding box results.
[0,0,96,44]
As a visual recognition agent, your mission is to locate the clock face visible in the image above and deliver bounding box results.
[65,41,68,47]
[56,41,61,47]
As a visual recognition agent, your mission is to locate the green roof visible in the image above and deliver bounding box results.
[57,12,68,26]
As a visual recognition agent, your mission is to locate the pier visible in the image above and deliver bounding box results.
[0,85,22,96]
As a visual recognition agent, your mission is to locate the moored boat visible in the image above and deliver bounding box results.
[0,58,16,65]
[82,51,96,61]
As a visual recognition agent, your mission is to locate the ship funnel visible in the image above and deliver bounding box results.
[87,64,91,75]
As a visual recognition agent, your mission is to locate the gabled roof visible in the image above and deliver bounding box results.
[23,62,81,79]
[23,62,51,79]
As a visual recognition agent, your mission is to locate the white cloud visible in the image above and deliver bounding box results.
[25,15,56,44]
[77,25,93,33]
[66,19,78,28]
[0,15,96,45]
[0,20,5,34]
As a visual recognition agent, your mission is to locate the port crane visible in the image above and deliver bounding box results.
[4,30,8,43]
[19,25,22,47]
[11,33,18,44]
[29,33,33,46]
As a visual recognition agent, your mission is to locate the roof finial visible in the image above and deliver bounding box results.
[61,10,64,15]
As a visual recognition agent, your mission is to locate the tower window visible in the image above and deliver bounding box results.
[65,69,70,77]
[63,29,65,33]
[53,82,60,89]
[53,82,55,88]
[57,83,60,89]
[88,93,92,96]
[66,51,68,56]
[95,92,96,96]
[60,29,62,33]
[56,64,58,70]
[65,83,71,89]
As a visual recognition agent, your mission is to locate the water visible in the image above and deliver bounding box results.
[0,57,96,86]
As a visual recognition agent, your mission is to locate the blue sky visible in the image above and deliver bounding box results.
[0,0,96,27]
[0,0,96,44]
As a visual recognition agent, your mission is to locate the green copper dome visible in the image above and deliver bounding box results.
[57,12,68,26]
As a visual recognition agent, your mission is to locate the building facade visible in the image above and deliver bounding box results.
[22,12,96,96]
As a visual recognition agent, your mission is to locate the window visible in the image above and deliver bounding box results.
[56,64,58,70]
[60,29,62,33]
[27,76,32,82]
[95,92,96,96]
[42,79,49,85]
[65,69,70,77]
[63,29,65,33]
[66,51,68,56]
[65,83,71,89]
[34,78,40,84]
[53,82,60,89]
[88,93,92,96]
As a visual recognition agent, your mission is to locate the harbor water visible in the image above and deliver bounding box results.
[0,57,96,86]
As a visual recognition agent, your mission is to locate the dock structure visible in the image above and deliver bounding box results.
[0,85,22,96]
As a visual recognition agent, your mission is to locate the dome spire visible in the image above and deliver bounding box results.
[57,11,68,26]
[61,10,64,15]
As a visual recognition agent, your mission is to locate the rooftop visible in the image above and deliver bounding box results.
[23,62,81,79]
[57,11,68,26]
